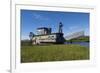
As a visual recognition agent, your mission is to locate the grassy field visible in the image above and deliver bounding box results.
[21,44,89,63]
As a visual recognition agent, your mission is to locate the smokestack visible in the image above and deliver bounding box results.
[48,28,51,34]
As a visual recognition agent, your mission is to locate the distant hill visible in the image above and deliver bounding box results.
[65,36,89,42]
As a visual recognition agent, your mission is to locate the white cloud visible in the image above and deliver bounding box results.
[69,26,79,30]
[33,13,49,21]
[69,25,84,32]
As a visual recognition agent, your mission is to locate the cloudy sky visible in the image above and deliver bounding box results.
[21,9,89,40]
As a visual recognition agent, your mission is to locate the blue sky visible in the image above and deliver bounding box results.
[21,9,89,40]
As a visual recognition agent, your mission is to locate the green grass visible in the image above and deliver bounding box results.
[21,44,89,63]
